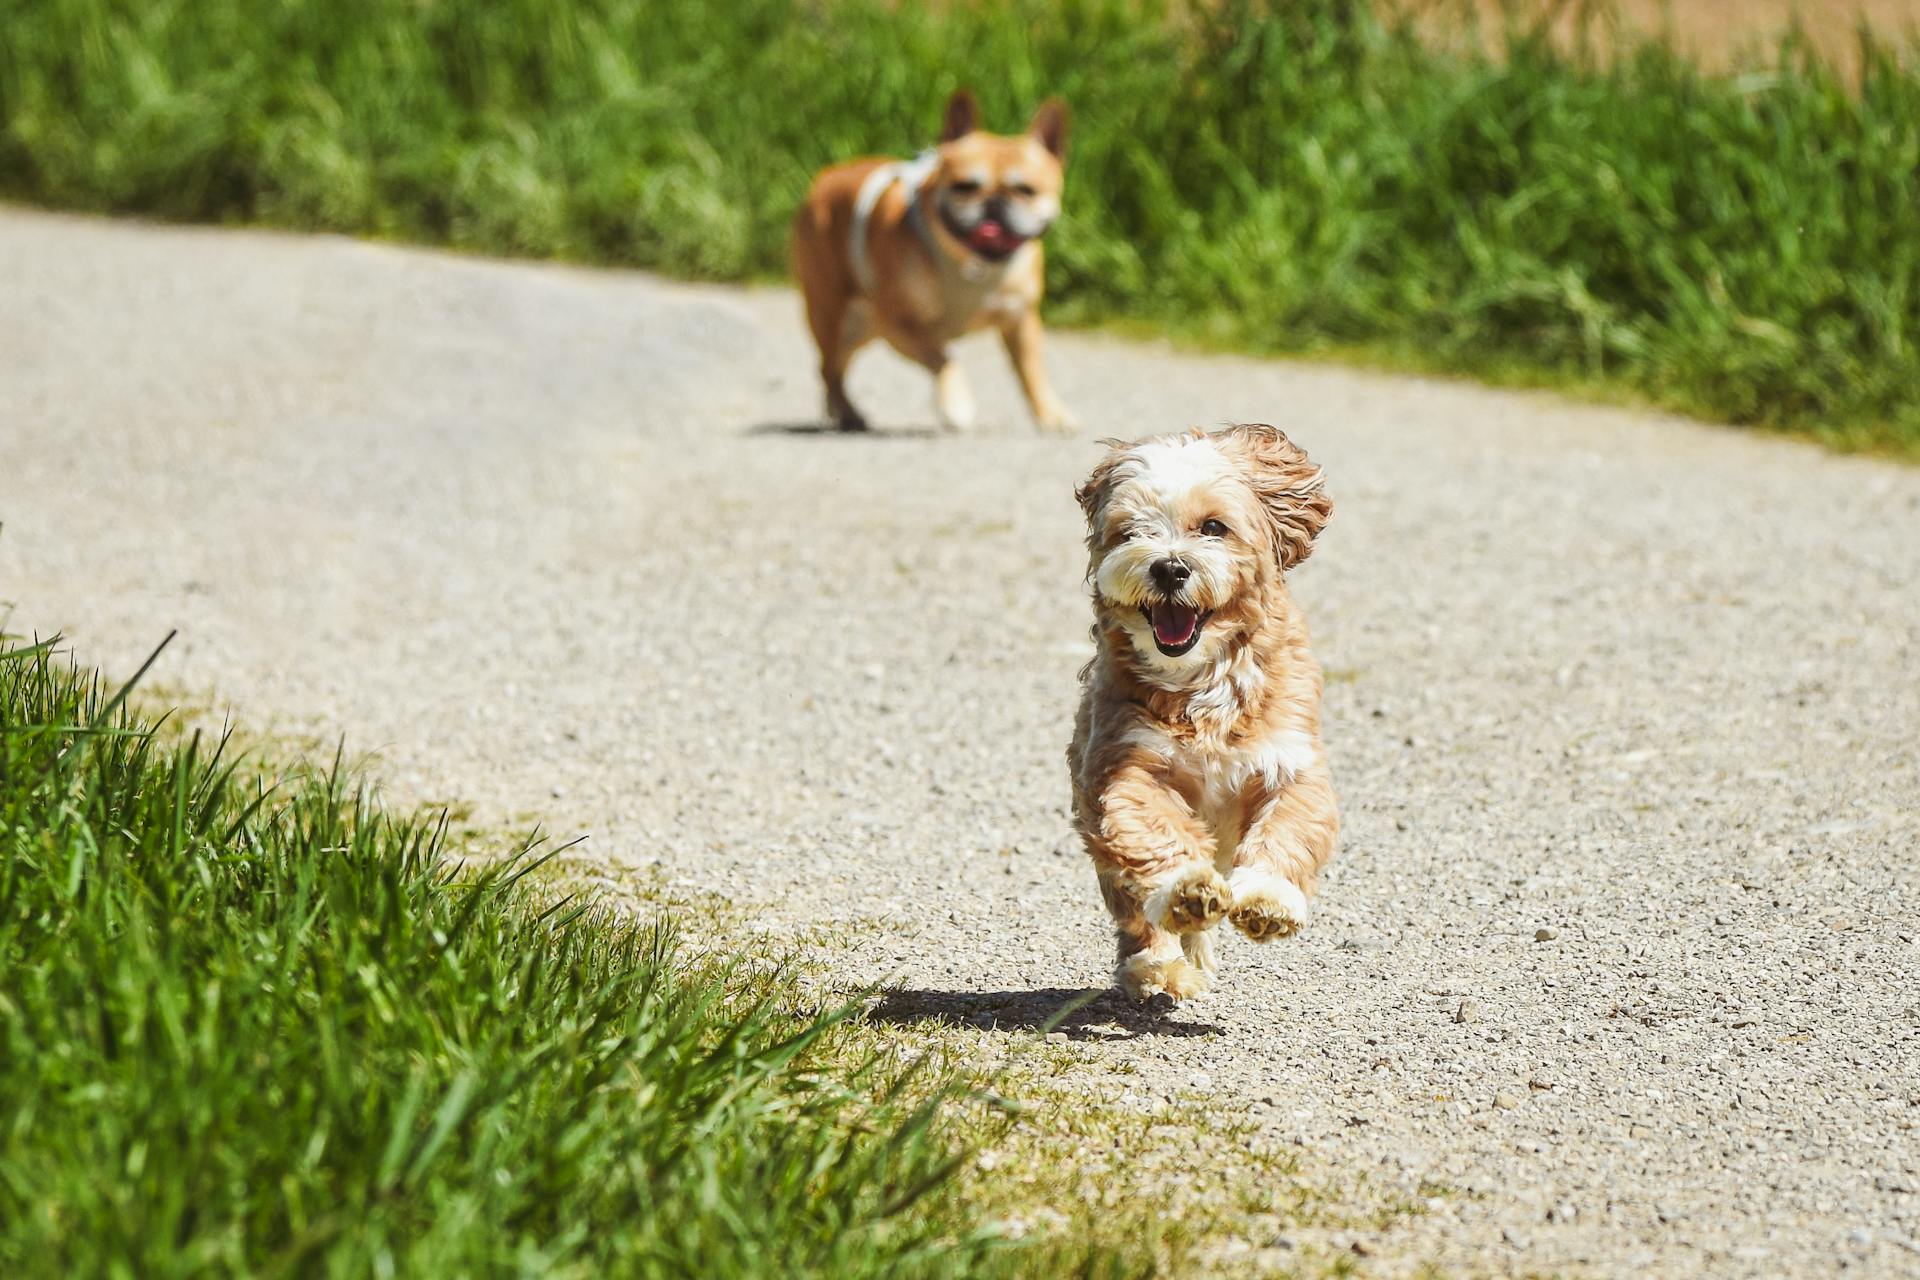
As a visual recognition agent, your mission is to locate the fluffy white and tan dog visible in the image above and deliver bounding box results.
[1068,424,1338,1001]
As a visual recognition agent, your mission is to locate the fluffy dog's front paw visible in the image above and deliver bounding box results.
[1227,867,1309,942]
[1144,865,1230,934]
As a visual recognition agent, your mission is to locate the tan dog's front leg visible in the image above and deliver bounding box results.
[1000,309,1075,433]
[1228,766,1339,942]
[886,326,974,431]
[933,360,976,432]
[1083,763,1229,999]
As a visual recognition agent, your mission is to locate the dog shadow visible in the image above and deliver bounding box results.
[745,420,943,440]
[865,985,1223,1040]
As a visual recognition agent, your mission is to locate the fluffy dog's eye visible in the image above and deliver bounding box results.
[949,179,982,195]
[1200,518,1230,538]
[1009,182,1036,198]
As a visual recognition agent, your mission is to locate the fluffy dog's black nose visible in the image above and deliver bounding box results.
[1150,558,1191,593]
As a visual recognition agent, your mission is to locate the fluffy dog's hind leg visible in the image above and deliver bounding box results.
[1181,926,1219,981]
[1115,928,1211,1001]
[1101,869,1212,1001]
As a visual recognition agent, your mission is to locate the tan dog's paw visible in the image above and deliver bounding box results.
[1144,865,1230,935]
[1033,396,1078,434]
[827,396,869,433]
[1227,868,1309,943]
[1117,950,1212,1002]
[934,363,976,432]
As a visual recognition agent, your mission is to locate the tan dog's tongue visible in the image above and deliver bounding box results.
[1150,602,1199,647]
[971,220,1016,253]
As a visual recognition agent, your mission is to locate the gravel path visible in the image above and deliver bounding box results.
[4,208,1917,1276]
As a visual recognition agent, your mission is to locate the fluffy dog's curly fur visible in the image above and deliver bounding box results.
[1067,425,1338,1000]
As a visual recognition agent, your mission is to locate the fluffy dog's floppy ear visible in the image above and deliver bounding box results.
[1220,423,1332,570]
[1073,439,1128,523]
[1028,97,1069,159]
[941,88,980,142]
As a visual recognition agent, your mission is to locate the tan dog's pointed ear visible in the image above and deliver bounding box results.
[1220,424,1332,571]
[941,88,980,142]
[1028,97,1069,159]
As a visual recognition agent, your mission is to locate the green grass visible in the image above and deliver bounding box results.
[1,0,1917,452]
[0,633,1147,1278]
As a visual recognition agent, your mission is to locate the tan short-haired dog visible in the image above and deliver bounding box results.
[1069,425,1338,1001]
[791,89,1075,433]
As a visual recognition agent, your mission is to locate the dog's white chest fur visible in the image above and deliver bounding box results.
[900,242,1036,338]
[1122,722,1317,863]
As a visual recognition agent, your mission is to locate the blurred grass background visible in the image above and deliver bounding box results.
[2,0,1915,452]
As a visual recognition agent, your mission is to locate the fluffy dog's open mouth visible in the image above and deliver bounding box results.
[1141,601,1211,657]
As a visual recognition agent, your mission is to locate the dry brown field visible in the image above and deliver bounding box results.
[1401,0,1920,71]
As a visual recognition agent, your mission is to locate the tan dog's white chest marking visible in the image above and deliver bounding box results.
[900,251,1036,338]
[976,250,1039,321]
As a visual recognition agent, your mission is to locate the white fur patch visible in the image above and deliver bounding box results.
[1227,866,1310,923]
[1115,951,1164,998]
[1240,729,1317,793]
[1181,927,1218,974]
[848,151,938,294]
[1141,878,1181,930]
[1129,435,1230,505]
[1118,722,1316,824]
[1115,723,1175,761]
[1180,643,1268,720]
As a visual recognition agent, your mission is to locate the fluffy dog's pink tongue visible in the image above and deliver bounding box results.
[1149,602,1199,647]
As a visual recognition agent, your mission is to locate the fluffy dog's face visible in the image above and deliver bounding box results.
[929,89,1066,263]
[1076,425,1331,676]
